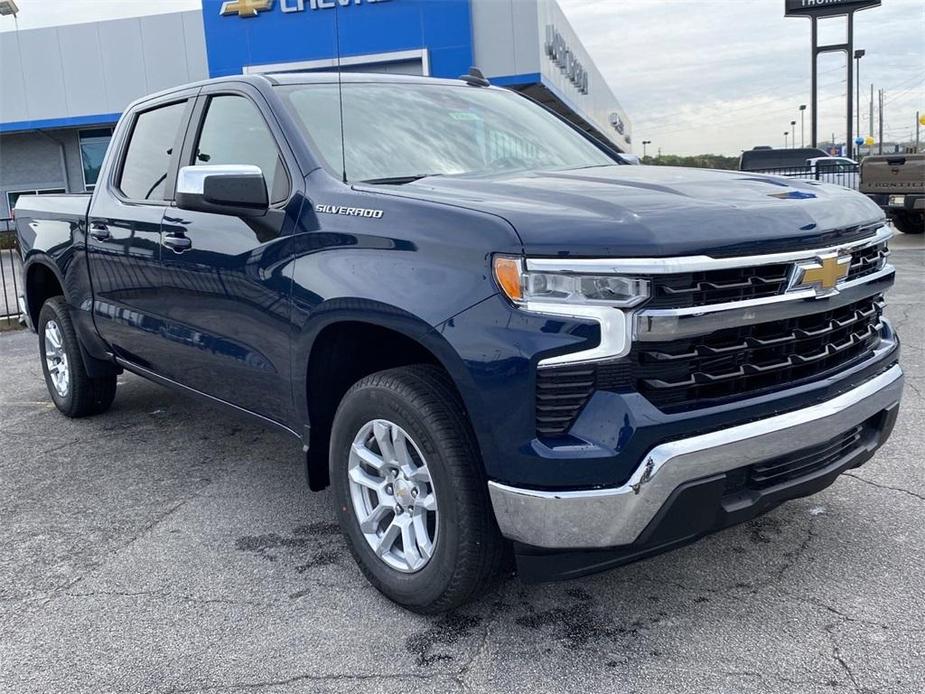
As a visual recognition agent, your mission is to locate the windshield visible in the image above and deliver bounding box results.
[278,82,615,182]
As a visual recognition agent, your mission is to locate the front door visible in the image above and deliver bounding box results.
[154,89,299,425]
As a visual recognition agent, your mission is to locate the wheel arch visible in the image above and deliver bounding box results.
[295,300,482,491]
[23,255,67,330]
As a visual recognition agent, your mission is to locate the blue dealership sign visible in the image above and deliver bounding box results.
[201,0,473,79]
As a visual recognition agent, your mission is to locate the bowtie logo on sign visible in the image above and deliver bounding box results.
[220,0,390,16]
[219,0,272,17]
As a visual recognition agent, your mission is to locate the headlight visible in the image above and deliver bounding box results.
[493,256,649,307]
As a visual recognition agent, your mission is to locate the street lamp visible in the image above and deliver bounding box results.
[799,105,807,148]
[784,131,790,148]
[854,49,865,137]
[642,140,652,158]
[790,121,797,148]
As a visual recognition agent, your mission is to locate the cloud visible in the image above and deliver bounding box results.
[559,0,925,155]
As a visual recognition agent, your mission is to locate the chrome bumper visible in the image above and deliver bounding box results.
[488,364,904,549]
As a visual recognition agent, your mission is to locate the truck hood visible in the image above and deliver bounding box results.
[363,165,885,257]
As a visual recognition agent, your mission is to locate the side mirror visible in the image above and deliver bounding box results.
[175,165,268,217]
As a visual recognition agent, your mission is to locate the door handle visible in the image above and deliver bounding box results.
[89,223,111,241]
[162,233,192,252]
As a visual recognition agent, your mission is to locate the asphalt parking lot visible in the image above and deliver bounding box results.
[1,231,922,694]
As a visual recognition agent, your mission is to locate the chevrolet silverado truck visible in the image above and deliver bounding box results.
[860,153,925,234]
[14,73,903,613]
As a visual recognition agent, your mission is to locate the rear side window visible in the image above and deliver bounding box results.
[193,95,289,204]
[118,101,187,201]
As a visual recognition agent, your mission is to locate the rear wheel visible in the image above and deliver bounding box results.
[892,211,924,234]
[38,297,117,418]
[330,365,504,613]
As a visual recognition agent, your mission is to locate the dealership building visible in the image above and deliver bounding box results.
[0,0,633,218]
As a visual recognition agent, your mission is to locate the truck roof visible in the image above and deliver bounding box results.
[123,71,494,115]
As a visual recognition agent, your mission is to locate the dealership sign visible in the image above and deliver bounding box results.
[544,25,589,95]
[220,0,390,17]
[784,0,880,17]
[608,113,625,135]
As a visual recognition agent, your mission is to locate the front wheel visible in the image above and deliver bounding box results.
[38,297,117,418]
[330,365,504,614]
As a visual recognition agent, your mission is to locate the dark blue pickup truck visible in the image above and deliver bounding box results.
[14,73,903,613]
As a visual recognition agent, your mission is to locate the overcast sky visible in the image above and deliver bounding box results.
[2,0,922,156]
[558,0,924,155]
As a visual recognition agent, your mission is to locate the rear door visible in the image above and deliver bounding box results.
[87,93,196,368]
[153,84,300,424]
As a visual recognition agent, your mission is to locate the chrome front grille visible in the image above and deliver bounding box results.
[633,295,884,410]
[533,226,896,436]
[646,239,889,309]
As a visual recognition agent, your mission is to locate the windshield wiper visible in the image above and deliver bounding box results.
[359,174,442,185]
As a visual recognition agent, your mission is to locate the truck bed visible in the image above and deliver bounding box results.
[14,193,91,255]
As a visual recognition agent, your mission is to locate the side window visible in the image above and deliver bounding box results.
[194,95,289,204]
[119,101,187,201]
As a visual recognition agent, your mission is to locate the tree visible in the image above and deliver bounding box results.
[641,154,739,170]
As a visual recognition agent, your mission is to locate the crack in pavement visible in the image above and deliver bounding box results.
[844,472,925,503]
[825,624,863,694]
[62,589,277,609]
[165,670,460,693]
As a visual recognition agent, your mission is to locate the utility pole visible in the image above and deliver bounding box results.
[869,83,874,137]
[800,105,806,147]
[854,49,865,137]
[878,89,884,154]
[917,111,921,153]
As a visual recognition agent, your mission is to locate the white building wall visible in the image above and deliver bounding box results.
[535,0,632,151]
[470,0,540,79]
[470,0,632,152]
[0,11,208,129]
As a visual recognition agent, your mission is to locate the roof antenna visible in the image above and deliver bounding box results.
[333,2,347,183]
[459,66,490,87]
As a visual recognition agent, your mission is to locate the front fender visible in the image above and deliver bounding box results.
[289,297,480,431]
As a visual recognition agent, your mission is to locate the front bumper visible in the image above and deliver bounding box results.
[489,364,903,550]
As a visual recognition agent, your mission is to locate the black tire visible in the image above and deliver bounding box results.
[892,211,924,234]
[330,365,504,614]
[38,297,117,418]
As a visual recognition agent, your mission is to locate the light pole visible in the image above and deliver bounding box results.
[784,131,790,148]
[642,140,652,158]
[799,105,806,147]
[790,121,797,148]
[854,49,865,138]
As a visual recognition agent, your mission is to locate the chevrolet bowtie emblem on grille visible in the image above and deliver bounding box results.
[220,0,272,17]
[788,252,851,298]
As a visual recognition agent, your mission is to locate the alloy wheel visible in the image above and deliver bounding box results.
[347,419,439,573]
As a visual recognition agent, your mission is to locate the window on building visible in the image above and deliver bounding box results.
[118,101,187,201]
[79,128,113,191]
[6,188,67,214]
[193,95,289,204]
